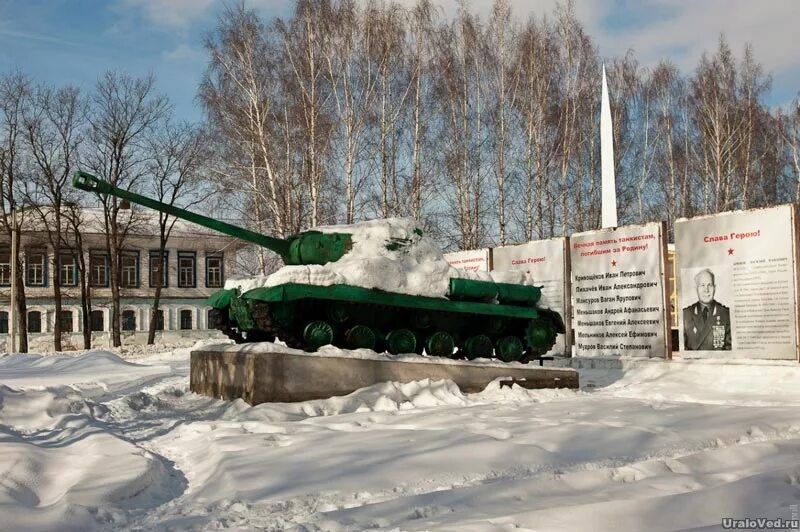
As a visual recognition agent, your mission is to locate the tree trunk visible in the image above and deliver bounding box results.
[147,244,167,345]
[107,218,122,347]
[13,227,28,352]
[52,244,63,351]
[78,249,91,349]
[147,288,162,345]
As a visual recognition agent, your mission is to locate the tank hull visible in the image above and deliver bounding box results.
[209,283,565,363]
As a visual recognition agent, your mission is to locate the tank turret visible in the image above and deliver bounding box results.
[73,170,564,362]
[72,171,352,265]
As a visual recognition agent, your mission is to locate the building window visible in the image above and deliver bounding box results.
[26,250,47,287]
[0,311,8,334]
[120,251,139,288]
[0,249,10,286]
[90,251,109,287]
[205,254,224,288]
[91,310,104,332]
[59,251,78,287]
[180,309,192,330]
[122,310,136,331]
[149,250,169,288]
[28,310,42,333]
[60,310,74,333]
[178,251,196,288]
[154,309,164,331]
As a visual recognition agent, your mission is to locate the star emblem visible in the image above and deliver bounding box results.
[728,248,734,255]
[611,260,617,267]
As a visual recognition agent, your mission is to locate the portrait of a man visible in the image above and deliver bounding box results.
[682,268,732,351]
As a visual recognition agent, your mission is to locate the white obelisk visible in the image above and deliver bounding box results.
[601,64,617,228]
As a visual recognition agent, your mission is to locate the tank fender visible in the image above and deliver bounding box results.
[207,288,236,310]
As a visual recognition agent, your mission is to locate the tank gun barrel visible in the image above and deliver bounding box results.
[73,171,293,259]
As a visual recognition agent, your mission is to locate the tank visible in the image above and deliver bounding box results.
[73,171,565,363]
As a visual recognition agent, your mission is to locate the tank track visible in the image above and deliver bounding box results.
[213,297,558,363]
[242,300,558,363]
[251,303,301,348]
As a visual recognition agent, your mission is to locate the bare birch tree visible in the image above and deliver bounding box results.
[433,7,489,248]
[0,72,30,352]
[322,0,379,223]
[780,97,800,201]
[486,0,520,245]
[280,0,335,227]
[511,17,557,240]
[201,3,289,275]
[84,71,168,347]
[407,0,435,222]
[22,84,85,351]
[145,122,207,345]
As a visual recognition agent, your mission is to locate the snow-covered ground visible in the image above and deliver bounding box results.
[2,343,800,531]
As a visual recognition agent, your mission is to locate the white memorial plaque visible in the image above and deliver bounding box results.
[443,249,490,272]
[675,205,799,360]
[570,222,670,358]
[493,238,569,356]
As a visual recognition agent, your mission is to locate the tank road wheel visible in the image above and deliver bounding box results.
[496,336,524,362]
[425,331,455,358]
[345,325,376,350]
[464,335,493,360]
[386,329,417,355]
[304,320,334,351]
[525,319,557,355]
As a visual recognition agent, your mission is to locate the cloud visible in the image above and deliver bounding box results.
[162,43,203,62]
[593,0,800,74]
[119,0,216,29]
[386,0,606,25]
[389,0,797,81]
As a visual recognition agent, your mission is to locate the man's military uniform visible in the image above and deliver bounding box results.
[682,300,732,350]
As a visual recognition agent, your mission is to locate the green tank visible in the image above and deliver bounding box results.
[73,171,565,363]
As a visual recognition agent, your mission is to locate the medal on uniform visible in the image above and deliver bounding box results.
[712,325,725,349]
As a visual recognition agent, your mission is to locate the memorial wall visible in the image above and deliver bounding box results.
[570,222,671,358]
[675,205,800,360]
[492,238,570,356]
[444,204,800,362]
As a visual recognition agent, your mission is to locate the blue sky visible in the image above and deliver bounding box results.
[1,0,798,122]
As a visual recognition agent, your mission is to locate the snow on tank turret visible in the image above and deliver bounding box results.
[74,171,564,362]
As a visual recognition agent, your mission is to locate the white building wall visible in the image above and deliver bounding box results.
[0,218,241,352]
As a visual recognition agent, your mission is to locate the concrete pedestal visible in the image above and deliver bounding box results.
[191,343,579,405]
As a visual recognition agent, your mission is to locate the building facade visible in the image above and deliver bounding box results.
[0,208,244,352]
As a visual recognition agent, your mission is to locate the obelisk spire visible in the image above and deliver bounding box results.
[601,64,617,228]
